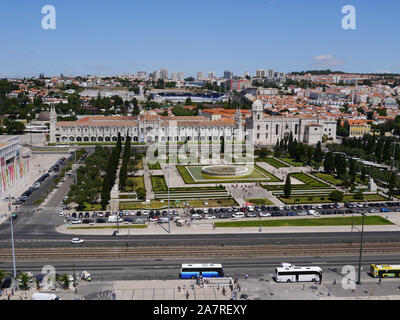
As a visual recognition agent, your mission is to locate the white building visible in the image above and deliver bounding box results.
[0,136,30,199]
[51,100,336,147]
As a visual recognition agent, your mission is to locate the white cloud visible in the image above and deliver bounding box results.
[312,54,345,68]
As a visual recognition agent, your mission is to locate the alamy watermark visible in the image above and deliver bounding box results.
[41,5,56,30]
[341,5,356,30]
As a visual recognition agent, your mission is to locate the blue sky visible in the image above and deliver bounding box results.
[0,0,398,77]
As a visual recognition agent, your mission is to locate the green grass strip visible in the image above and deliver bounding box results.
[215,216,393,227]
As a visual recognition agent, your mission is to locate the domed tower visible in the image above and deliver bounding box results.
[49,106,57,143]
[252,100,264,121]
[235,106,241,130]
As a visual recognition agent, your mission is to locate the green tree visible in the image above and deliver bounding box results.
[329,190,344,202]
[313,141,324,164]
[284,175,291,198]
[185,97,192,105]
[354,190,364,200]
[324,152,335,174]
[335,154,347,178]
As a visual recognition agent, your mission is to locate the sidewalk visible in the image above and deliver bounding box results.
[0,152,70,225]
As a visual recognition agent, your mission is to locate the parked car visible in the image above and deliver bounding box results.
[259,212,271,217]
[204,214,216,219]
[232,212,245,218]
[381,208,391,212]
[246,212,257,217]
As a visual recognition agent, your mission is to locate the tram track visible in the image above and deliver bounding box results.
[1,242,400,261]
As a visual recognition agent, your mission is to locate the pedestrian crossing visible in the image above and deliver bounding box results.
[14,206,63,215]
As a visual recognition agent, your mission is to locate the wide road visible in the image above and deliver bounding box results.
[0,255,398,281]
[1,231,400,248]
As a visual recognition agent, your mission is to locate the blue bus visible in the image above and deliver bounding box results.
[179,264,224,279]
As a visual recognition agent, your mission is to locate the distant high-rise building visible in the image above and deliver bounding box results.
[244,71,250,78]
[268,69,274,79]
[256,69,266,78]
[197,72,203,80]
[160,69,168,80]
[136,71,146,80]
[177,72,184,81]
[224,70,233,80]
[208,72,215,79]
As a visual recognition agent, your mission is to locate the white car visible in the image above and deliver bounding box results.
[259,212,271,217]
[58,212,64,217]
[232,212,245,218]
[204,214,216,219]
[298,211,308,216]
[370,209,379,213]
[191,214,202,220]
[71,238,84,244]
[143,210,149,216]
[149,217,159,221]
[203,209,209,214]
[71,219,81,224]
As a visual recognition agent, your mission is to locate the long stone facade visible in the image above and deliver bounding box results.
[50,100,336,146]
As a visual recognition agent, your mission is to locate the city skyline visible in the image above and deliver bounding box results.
[0,0,399,77]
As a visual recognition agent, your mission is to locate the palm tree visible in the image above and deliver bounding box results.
[0,270,8,284]
[17,273,30,291]
[59,274,70,289]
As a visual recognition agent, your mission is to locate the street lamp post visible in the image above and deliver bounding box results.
[356,212,365,285]
[8,196,17,289]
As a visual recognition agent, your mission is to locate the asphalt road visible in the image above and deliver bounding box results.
[1,255,399,281]
[1,231,400,248]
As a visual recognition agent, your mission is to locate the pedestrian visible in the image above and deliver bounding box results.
[379,278,382,285]
[178,286,181,292]
[245,273,248,280]
[186,290,190,299]
[319,278,322,285]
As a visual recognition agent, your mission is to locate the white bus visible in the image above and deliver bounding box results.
[275,263,323,283]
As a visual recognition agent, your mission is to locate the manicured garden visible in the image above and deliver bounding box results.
[314,173,344,186]
[290,172,328,187]
[215,216,392,228]
[260,157,289,168]
[148,162,162,170]
[122,176,145,192]
[176,164,281,184]
[151,175,168,192]
[278,157,304,167]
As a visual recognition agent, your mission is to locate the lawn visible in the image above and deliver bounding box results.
[278,157,304,167]
[215,216,392,228]
[245,198,274,205]
[260,157,289,168]
[134,158,143,170]
[81,203,103,211]
[151,175,168,192]
[314,173,343,186]
[122,176,145,192]
[290,172,328,187]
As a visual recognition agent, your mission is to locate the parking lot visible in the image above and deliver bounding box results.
[61,200,400,228]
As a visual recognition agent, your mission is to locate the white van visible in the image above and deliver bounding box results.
[31,292,60,300]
